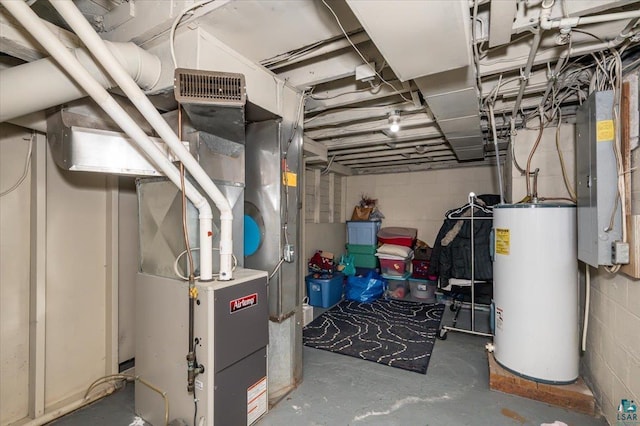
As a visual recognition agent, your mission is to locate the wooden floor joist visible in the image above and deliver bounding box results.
[488,352,596,416]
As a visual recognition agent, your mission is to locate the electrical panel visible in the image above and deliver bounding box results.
[576,90,622,267]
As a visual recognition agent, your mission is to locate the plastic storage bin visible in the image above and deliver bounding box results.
[347,244,378,268]
[377,227,417,247]
[305,273,344,308]
[351,254,378,268]
[409,278,436,299]
[386,276,409,300]
[347,221,382,245]
[378,255,412,276]
[411,259,430,279]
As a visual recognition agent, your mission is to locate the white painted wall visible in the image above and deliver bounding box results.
[0,126,113,424]
[44,142,109,407]
[304,223,347,265]
[0,124,32,425]
[345,166,499,245]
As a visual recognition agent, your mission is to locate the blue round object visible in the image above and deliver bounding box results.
[244,214,261,256]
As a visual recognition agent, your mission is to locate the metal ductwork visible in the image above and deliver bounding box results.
[0,41,161,123]
[345,0,485,160]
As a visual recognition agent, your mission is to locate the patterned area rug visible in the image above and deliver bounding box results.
[303,299,445,374]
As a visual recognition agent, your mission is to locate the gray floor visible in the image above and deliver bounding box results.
[51,307,607,426]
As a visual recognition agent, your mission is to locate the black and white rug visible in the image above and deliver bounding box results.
[303,299,445,374]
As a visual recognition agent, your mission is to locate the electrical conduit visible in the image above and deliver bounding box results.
[0,0,216,280]
[0,41,161,122]
[52,0,234,281]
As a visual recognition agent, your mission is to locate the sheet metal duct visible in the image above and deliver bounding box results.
[345,0,472,80]
[0,41,161,123]
[345,0,485,160]
[46,107,182,176]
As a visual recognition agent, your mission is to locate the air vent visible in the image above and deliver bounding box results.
[174,68,246,106]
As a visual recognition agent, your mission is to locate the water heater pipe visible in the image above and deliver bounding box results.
[52,0,234,281]
[488,103,505,204]
[0,0,216,281]
[0,41,161,123]
[540,9,640,30]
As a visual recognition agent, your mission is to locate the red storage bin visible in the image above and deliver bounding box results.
[411,259,430,279]
[377,227,417,247]
[378,256,412,276]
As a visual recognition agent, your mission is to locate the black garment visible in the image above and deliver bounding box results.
[428,207,493,287]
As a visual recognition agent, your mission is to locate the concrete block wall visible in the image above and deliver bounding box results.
[510,123,576,203]
[584,267,640,424]
[345,166,499,245]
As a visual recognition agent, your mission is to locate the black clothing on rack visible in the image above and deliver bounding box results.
[428,203,493,287]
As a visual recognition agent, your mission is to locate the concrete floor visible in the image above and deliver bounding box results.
[51,308,607,426]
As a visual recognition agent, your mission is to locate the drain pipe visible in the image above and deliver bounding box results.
[0,41,161,123]
[488,103,505,204]
[52,0,234,281]
[0,0,215,280]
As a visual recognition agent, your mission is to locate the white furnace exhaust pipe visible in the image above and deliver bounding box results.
[0,0,220,281]
[50,0,235,281]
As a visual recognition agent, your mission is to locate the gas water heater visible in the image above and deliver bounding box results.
[493,203,579,383]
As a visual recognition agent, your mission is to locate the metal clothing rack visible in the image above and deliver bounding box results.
[439,192,493,339]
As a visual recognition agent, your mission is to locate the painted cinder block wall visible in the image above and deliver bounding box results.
[345,166,500,245]
[511,124,640,425]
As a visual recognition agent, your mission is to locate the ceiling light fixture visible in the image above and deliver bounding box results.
[388,112,401,133]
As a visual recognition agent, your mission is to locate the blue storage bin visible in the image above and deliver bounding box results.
[306,273,344,308]
[347,221,382,245]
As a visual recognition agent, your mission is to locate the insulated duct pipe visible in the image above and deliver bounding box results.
[51,0,234,281]
[0,0,216,281]
[0,41,161,122]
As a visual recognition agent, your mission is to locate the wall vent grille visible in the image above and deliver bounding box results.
[174,68,246,106]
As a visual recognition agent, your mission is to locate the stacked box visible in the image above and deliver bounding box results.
[408,277,436,299]
[347,221,381,245]
[347,243,378,269]
[305,273,344,308]
[378,255,412,276]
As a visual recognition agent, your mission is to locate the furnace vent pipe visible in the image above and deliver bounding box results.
[51,0,234,281]
[0,41,161,123]
[0,0,216,281]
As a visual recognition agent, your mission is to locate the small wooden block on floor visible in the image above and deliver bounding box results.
[488,352,596,416]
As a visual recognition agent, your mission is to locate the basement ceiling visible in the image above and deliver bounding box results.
[1,0,639,175]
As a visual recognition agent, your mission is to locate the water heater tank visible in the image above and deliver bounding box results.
[493,203,578,383]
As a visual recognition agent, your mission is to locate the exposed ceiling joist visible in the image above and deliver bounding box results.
[277,48,366,88]
[305,111,434,140]
[322,126,444,149]
[303,136,328,162]
[0,10,79,61]
[305,79,410,112]
[334,146,454,162]
[344,153,458,167]
[328,139,447,156]
[304,103,424,129]
[265,31,370,70]
[488,0,517,48]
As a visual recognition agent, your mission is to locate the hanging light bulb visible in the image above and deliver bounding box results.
[388,112,401,133]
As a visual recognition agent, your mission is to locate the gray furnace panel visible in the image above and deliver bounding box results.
[576,90,622,266]
[214,275,268,371]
